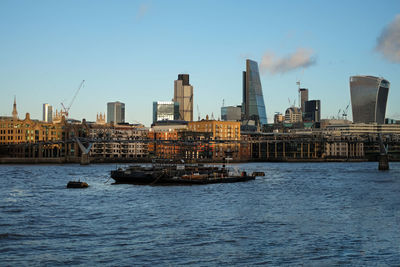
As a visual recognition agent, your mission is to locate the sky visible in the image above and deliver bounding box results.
[0,0,399,126]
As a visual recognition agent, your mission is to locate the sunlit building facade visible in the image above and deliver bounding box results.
[242,59,267,125]
[43,103,53,123]
[350,76,390,124]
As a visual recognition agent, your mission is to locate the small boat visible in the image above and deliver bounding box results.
[67,181,89,188]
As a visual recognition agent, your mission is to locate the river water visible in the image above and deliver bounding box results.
[1,162,400,266]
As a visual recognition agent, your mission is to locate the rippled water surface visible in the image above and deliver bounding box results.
[1,162,400,266]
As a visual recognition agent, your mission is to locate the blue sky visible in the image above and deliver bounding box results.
[1,0,399,126]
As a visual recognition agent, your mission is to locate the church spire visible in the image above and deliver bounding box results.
[12,96,18,120]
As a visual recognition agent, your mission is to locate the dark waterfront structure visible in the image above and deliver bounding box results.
[107,101,125,124]
[242,59,267,125]
[153,101,180,123]
[350,76,390,124]
[304,100,321,122]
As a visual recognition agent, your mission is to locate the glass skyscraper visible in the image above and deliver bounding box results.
[242,59,267,125]
[350,76,390,124]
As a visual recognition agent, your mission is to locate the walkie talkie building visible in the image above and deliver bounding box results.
[350,76,390,124]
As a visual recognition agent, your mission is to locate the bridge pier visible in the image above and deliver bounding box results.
[75,138,93,165]
[81,154,90,165]
[378,154,389,171]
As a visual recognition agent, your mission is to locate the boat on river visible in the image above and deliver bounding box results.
[67,181,89,188]
[110,163,259,185]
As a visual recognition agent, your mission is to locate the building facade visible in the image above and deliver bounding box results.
[153,101,180,123]
[350,75,390,124]
[274,112,285,124]
[304,100,321,122]
[299,88,309,113]
[188,119,241,160]
[43,103,53,123]
[285,107,302,123]
[0,113,63,145]
[107,101,125,124]
[88,124,148,159]
[221,106,242,121]
[173,74,193,121]
[242,59,267,125]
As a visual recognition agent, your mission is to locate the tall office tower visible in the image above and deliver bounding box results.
[304,100,321,122]
[107,101,125,124]
[350,76,390,124]
[299,88,309,113]
[242,59,267,125]
[43,103,53,122]
[153,101,180,123]
[173,74,193,121]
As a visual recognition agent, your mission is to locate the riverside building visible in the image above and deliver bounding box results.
[188,117,241,160]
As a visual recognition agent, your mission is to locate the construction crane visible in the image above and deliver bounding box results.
[288,97,296,107]
[61,80,85,119]
[342,103,350,120]
[337,109,342,119]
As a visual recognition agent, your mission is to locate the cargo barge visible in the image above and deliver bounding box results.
[110,163,261,185]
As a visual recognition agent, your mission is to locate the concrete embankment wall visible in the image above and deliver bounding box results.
[0,158,66,164]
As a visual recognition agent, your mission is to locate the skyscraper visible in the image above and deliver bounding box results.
[173,74,193,121]
[153,101,180,123]
[304,100,321,122]
[350,76,390,124]
[107,101,125,124]
[242,59,267,125]
[43,103,53,122]
[299,88,309,113]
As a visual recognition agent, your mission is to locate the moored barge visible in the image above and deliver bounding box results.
[110,163,259,185]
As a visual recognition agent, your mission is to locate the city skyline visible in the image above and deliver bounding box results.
[0,0,399,126]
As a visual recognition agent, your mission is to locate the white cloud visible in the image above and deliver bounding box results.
[260,48,316,75]
[136,2,150,21]
[376,14,400,63]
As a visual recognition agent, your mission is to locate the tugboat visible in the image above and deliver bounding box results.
[110,162,259,185]
[67,181,89,188]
